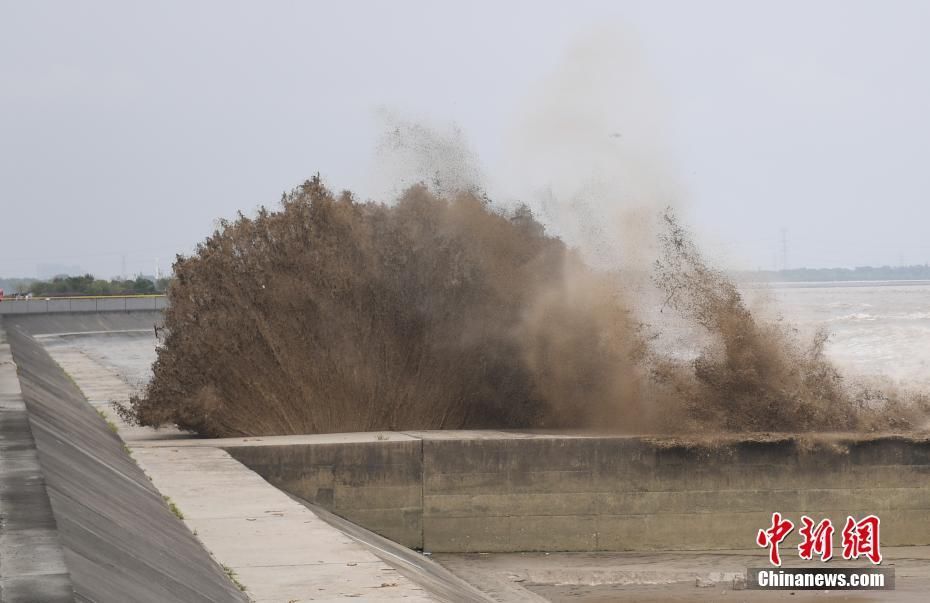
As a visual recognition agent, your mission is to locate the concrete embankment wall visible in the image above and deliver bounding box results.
[227,432,930,553]
[228,435,425,548]
[0,295,166,315]
[3,317,247,602]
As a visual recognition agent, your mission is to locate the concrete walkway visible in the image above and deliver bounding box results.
[133,446,431,602]
[41,335,435,602]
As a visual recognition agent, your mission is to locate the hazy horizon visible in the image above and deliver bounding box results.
[3,1,930,278]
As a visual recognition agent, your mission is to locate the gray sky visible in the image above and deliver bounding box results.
[2,0,929,278]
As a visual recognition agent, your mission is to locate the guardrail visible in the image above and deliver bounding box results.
[0,295,167,315]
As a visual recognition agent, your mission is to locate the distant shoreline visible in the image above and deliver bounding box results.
[732,265,930,284]
[739,279,930,289]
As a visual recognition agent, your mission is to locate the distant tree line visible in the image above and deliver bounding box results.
[3,262,928,296]
[735,264,930,283]
[2,274,171,297]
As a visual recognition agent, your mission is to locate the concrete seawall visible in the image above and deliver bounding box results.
[227,434,426,549]
[227,431,930,553]
[0,295,167,315]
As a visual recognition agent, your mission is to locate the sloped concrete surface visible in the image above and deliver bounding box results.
[292,498,495,602]
[3,321,247,603]
[0,329,72,602]
[4,311,162,337]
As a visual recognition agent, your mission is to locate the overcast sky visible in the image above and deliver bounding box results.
[2,1,929,278]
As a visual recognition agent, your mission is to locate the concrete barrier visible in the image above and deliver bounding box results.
[69,298,97,312]
[226,431,930,553]
[229,437,425,548]
[0,295,166,315]
[47,298,71,313]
